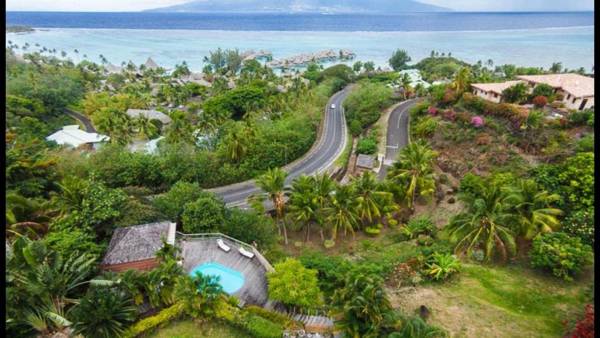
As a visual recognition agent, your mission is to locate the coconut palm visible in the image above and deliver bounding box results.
[324,184,359,240]
[135,115,159,140]
[446,184,516,262]
[254,167,290,244]
[165,110,195,145]
[288,175,319,242]
[223,129,247,163]
[331,273,392,338]
[502,179,563,240]
[311,174,336,241]
[452,67,472,94]
[387,140,437,210]
[353,171,393,227]
[50,176,89,218]
[175,273,224,318]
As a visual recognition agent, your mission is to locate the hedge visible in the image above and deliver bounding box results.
[123,302,186,338]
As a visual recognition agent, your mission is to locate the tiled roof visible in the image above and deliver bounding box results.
[126,109,172,124]
[471,80,524,95]
[517,73,594,98]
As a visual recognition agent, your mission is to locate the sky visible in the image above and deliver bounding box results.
[5,0,595,12]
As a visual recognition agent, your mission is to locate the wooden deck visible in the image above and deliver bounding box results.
[179,236,269,306]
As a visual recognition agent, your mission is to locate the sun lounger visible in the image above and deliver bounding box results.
[239,246,254,259]
[217,238,231,252]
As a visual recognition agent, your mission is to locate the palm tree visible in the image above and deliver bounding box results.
[387,141,437,210]
[503,179,563,240]
[6,192,53,239]
[175,273,224,318]
[331,273,392,338]
[288,175,319,242]
[165,110,195,145]
[223,129,247,163]
[324,184,359,240]
[69,287,136,338]
[353,171,393,227]
[135,115,159,140]
[313,174,335,241]
[446,184,516,262]
[452,67,472,94]
[254,168,290,244]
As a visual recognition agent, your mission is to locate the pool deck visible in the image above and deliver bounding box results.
[178,235,269,306]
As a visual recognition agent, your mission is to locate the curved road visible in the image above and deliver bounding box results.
[64,108,97,132]
[378,99,417,180]
[210,86,352,207]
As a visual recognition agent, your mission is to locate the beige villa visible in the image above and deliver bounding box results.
[471,80,524,103]
[471,73,594,111]
[516,74,594,111]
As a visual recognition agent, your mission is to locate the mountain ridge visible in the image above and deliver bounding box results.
[146,0,451,14]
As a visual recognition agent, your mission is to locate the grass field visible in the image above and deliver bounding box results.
[148,320,250,338]
[390,263,594,338]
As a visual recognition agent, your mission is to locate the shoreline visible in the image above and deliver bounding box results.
[5,24,594,34]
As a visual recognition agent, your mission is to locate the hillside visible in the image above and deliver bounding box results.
[146,0,449,14]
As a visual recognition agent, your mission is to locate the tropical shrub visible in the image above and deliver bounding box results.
[175,273,224,318]
[576,135,594,153]
[344,82,392,132]
[244,305,298,329]
[356,135,378,155]
[563,208,594,246]
[181,195,226,233]
[532,83,555,101]
[331,273,392,337]
[413,116,439,138]
[428,106,438,116]
[365,226,381,237]
[532,95,548,108]
[530,232,592,281]
[388,313,447,338]
[242,314,284,338]
[220,209,277,249]
[122,302,185,338]
[424,253,461,281]
[502,83,528,104]
[401,216,436,239]
[267,258,323,310]
[568,109,594,126]
[153,181,207,221]
[70,287,137,338]
[349,119,362,136]
[441,109,456,121]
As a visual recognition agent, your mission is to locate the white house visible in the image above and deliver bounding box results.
[398,69,431,89]
[471,80,524,103]
[46,125,109,150]
[516,74,594,111]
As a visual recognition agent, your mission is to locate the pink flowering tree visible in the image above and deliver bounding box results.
[471,116,485,128]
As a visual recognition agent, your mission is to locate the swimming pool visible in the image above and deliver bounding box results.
[189,262,245,294]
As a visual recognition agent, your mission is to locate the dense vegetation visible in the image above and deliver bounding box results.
[5,44,594,338]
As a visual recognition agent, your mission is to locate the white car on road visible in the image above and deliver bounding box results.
[330,104,336,109]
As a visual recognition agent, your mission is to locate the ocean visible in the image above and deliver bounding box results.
[5,11,595,72]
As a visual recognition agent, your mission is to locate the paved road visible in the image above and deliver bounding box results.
[64,108,97,132]
[378,99,417,180]
[210,87,352,208]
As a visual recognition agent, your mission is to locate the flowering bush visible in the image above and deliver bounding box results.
[532,95,548,108]
[442,109,456,121]
[530,232,593,281]
[456,111,472,124]
[568,304,594,338]
[563,208,594,246]
[471,116,484,128]
[428,106,438,116]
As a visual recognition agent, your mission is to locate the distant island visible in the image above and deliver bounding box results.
[146,0,449,14]
[6,25,34,33]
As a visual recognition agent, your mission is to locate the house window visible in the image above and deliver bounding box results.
[566,94,571,100]
[573,97,577,104]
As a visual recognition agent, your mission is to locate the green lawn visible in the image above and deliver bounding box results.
[148,319,251,338]
[390,262,593,337]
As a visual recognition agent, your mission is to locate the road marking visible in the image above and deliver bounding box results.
[386,145,398,149]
